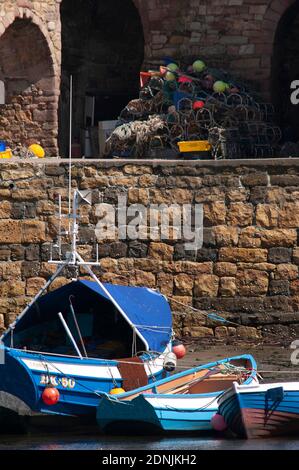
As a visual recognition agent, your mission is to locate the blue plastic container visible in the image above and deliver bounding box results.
[0,141,6,152]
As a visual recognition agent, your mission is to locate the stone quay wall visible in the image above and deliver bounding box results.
[1,159,299,342]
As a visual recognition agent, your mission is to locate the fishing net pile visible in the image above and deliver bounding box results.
[105,59,283,159]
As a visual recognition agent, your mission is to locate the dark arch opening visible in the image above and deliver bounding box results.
[272,2,299,142]
[0,18,57,154]
[59,0,144,157]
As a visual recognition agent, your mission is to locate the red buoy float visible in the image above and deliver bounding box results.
[172,340,186,360]
[193,100,205,110]
[211,413,227,432]
[42,386,60,406]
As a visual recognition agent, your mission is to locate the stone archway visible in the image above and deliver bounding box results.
[271,1,299,141]
[59,0,145,157]
[0,17,58,155]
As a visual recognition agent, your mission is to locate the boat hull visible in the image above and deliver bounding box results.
[0,348,167,419]
[219,383,299,438]
[97,354,258,434]
[98,394,217,433]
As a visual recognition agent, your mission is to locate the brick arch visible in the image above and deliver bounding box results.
[0,8,58,81]
[263,0,296,42]
[131,0,150,44]
[0,11,59,155]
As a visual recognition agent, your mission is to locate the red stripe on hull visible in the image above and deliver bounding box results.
[241,408,299,439]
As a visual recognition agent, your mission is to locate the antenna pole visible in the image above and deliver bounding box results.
[68,74,73,230]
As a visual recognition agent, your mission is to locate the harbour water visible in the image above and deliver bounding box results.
[0,433,299,450]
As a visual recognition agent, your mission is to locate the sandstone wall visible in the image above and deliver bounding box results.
[0,159,299,342]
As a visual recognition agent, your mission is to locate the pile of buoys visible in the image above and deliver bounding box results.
[0,141,46,159]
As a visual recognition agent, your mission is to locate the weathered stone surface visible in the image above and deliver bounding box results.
[238,227,262,248]
[269,280,290,296]
[227,203,253,226]
[49,277,72,292]
[26,277,46,296]
[278,203,299,228]
[148,242,174,261]
[22,221,46,243]
[268,247,292,264]
[256,204,279,228]
[156,272,173,296]
[273,264,298,281]
[293,248,299,265]
[128,188,149,205]
[236,270,268,296]
[219,248,267,263]
[0,220,22,243]
[0,280,25,297]
[260,229,297,248]
[194,275,219,297]
[174,274,194,296]
[183,326,214,338]
[212,225,239,247]
[204,202,226,226]
[0,262,22,280]
[131,270,156,287]
[128,241,148,258]
[219,277,237,297]
[236,326,262,340]
[0,201,11,219]
[241,173,268,187]
[214,262,237,277]
[215,326,229,339]
[173,261,213,275]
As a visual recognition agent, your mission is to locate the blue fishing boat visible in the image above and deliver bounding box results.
[96,354,257,434]
[218,381,299,438]
[0,190,175,429]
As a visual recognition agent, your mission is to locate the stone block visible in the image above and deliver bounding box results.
[148,243,174,261]
[268,247,292,264]
[260,229,297,248]
[219,277,237,297]
[212,225,239,247]
[219,248,267,263]
[204,202,226,226]
[236,269,268,296]
[194,275,219,297]
[174,274,194,296]
[256,204,279,228]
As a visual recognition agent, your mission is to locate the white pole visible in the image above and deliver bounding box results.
[68,75,73,230]
[58,312,83,360]
[76,252,149,351]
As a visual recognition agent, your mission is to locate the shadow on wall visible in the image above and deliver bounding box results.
[272,2,299,142]
[59,0,145,157]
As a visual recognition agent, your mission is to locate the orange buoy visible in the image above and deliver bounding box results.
[172,340,186,360]
[42,386,60,406]
[109,387,125,395]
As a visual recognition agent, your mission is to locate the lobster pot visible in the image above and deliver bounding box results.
[209,127,241,159]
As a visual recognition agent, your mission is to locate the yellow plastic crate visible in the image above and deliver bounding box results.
[178,140,211,153]
[0,149,12,159]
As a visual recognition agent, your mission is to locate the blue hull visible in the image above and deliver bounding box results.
[97,354,257,434]
[97,394,217,433]
[0,348,165,418]
[219,384,299,438]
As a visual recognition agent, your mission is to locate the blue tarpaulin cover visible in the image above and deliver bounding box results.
[6,280,173,353]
